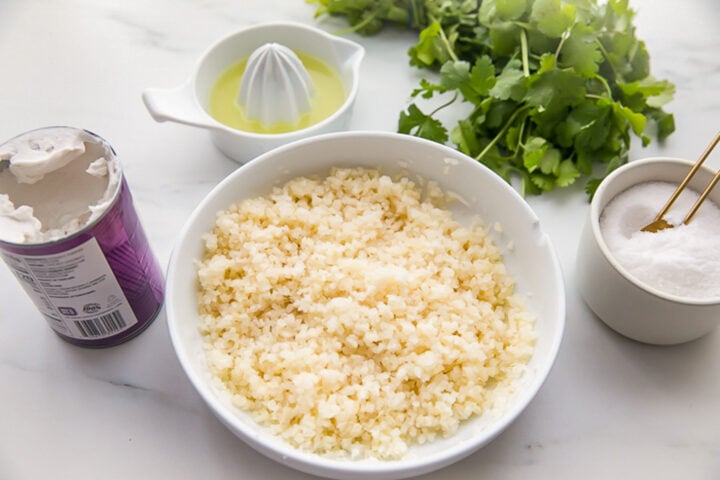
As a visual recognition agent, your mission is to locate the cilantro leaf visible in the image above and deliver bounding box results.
[523,136,561,177]
[646,107,676,140]
[487,21,522,56]
[613,102,647,136]
[530,171,556,191]
[557,159,581,187]
[451,118,481,157]
[525,68,586,110]
[489,59,526,101]
[398,103,449,143]
[560,23,603,77]
[530,0,576,38]
[439,60,471,90]
[522,136,548,173]
[618,77,675,108]
[467,56,496,97]
[409,21,448,68]
[479,0,529,23]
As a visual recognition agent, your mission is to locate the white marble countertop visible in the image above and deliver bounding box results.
[1,0,719,478]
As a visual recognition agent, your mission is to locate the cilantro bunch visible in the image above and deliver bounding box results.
[310,0,675,197]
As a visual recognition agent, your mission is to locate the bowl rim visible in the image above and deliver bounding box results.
[189,21,365,140]
[166,130,566,477]
[590,156,720,306]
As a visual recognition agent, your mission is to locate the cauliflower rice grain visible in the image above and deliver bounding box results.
[197,168,535,459]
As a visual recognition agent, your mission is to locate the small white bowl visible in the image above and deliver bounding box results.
[576,157,720,345]
[142,22,364,163]
[166,131,565,479]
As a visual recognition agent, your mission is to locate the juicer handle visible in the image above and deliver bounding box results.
[333,37,365,70]
[142,81,217,130]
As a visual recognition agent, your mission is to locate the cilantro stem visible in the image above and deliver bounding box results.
[554,29,571,65]
[431,17,458,62]
[429,92,459,116]
[595,39,618,78]
[516,116,528,152]
[333,8,381,35]
[520,29,530,77]
[475,105,531,162]
[408,0,423,29]
[593,74,613,98]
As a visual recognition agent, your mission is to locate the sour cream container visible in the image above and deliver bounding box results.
[0,127,164,347]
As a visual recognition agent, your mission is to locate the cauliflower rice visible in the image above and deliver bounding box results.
[197,167,535,459]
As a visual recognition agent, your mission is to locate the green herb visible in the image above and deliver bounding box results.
[309,0,675,197]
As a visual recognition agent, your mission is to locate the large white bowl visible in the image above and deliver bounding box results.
[166,131,565,479]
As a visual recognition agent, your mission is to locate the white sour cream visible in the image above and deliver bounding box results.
[0,127,121,244]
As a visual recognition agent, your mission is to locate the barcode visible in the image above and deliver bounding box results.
[74,311,127,338]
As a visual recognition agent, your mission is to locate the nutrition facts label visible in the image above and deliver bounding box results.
[1,238,138,340]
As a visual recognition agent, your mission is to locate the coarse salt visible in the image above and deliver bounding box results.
[600,181,720,299]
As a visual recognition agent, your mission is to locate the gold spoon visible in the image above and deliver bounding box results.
[641,131,720,233]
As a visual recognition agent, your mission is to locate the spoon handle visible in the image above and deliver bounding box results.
[650,131,720,223]
[683,168,720,225]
